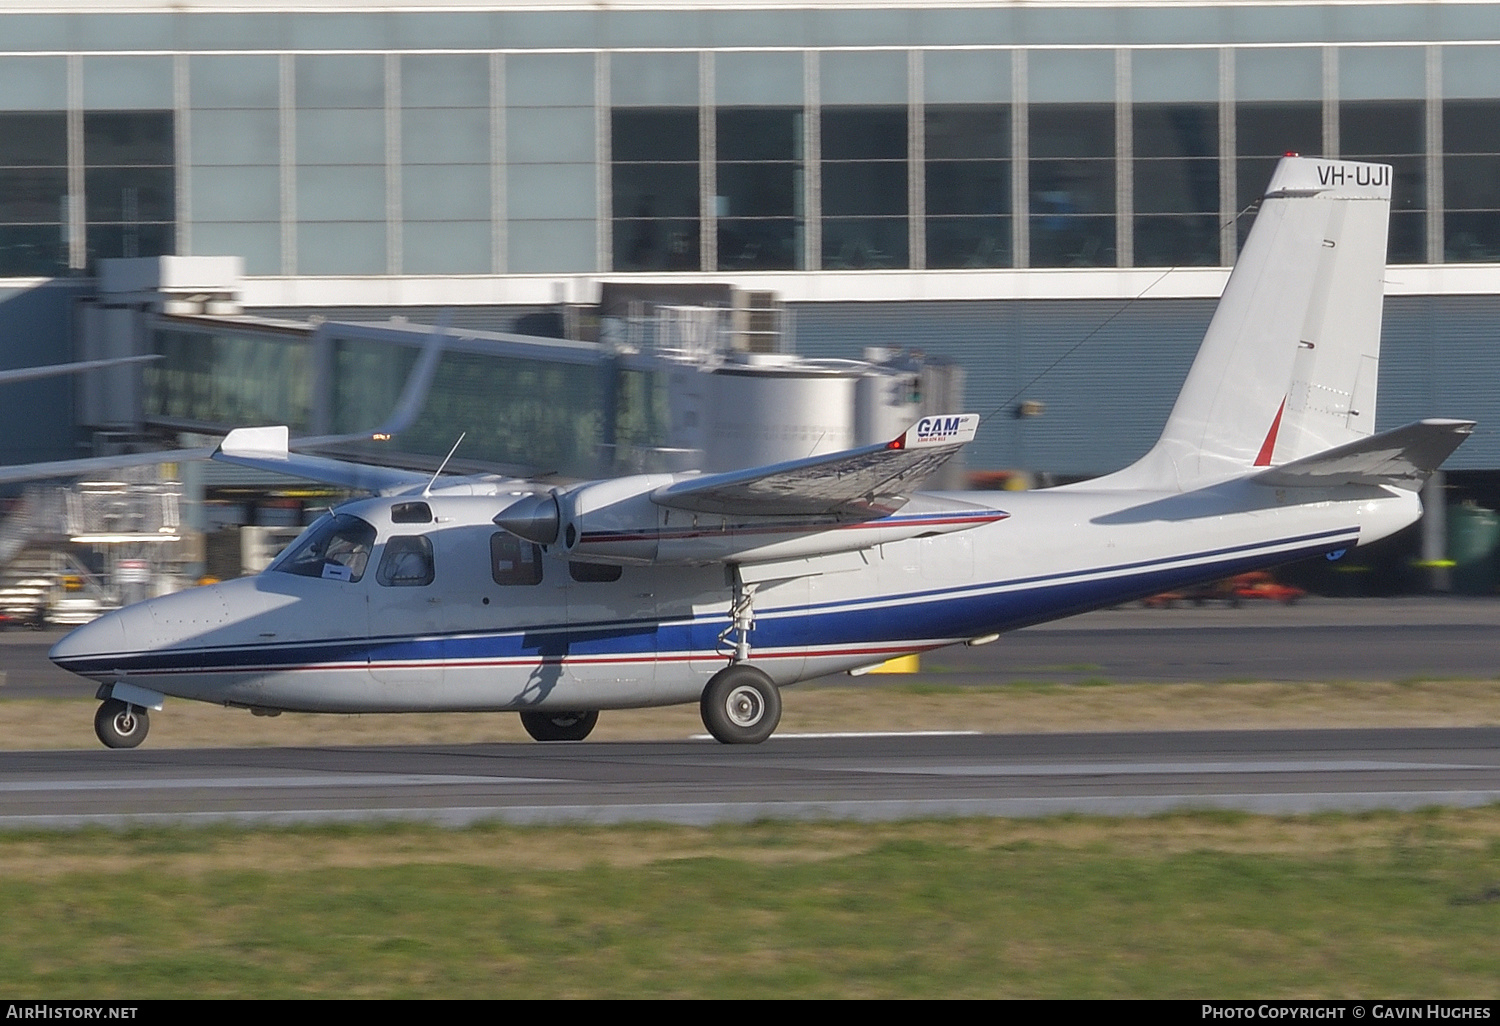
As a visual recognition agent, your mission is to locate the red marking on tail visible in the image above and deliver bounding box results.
[1254,399,1287,466]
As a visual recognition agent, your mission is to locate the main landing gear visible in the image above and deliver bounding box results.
[519,709,599,742]
[699,569,783,744]
[94,698,149,749]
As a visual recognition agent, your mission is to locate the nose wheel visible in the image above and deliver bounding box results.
[94,699,149,749]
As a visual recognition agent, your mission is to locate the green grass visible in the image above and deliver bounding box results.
[1,813,1498,997]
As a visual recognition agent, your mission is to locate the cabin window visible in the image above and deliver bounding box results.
[376,535,435,587]
[490,532,543,586]
[268,513,376,583]
[568,561,623,583]
[390,501,433,524]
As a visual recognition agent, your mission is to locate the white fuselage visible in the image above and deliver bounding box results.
[49,481,1420,714]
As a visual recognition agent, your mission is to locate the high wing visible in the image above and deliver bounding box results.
[1251,419,1475,491]
[649,413,980,518]
[213,426,436,495]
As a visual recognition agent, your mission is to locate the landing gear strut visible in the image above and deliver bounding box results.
[94,699,149,749]
[519,709,599,742]
[701,569,782,743]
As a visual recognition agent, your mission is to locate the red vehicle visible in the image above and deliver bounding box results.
[1143,572,1306,608]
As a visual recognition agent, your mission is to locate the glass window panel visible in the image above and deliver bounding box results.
[84,112,173,166]
[392,12,498,51]
[613,108,697,163]
[189,109,280,167]
[1029,50,1115,104]
[189,55,281,109]
[1029,214,1115,267]
[402,108,490,165]
[820,51,907,106]
[403,164,490,221]
[716,163,797,218]
[1445,212,1500,262]
[718,218,801,270]
[190,222,279,275]
[607,10,705,48]
[296,55,385,109]
[1442,45,1500,100]
[1029,104,1113,158]
[1133,214,1221,266]
[148,327,310,430]
[402,220,490,275]
[288,13,391,51]
[1134,158,1220,214]
[613,216,700,271]
[926,216,1012,268]
[926,160,1010,215]
[1341,100,1423,156]
[297,109,386,165]
[811,8,916,47]
[509,163,595,220]
[611,52,699,107]
[297,165,385,221]
[82,57,173,111]
[1444,156,1500,210]
[822,162,907,217]
[507,106,595,165]
[0,168,68,222]
[1237,103,1321,210]
[1388,210,1425,264]
[717,108,799,162]
[401,55,490,109]
[0,224,68,276]
[822,107,906,160]
[614,164,700,219]
[1134,104,1217,159]
[297,221,386,275]
[87,223,174,265]
[1235,48,1322,101]
[1030,158,1115,214]
[1132,49,1218,103]
[1444,100,1500,155]
[822,217,908,268]
[1340,47,1425,100]
[0,58,67,111]
[0,113,67,166]
[715,52,803,107]
[191,166,280,222]
[926,106,1009,160]
[176,14,285,52]
[923,50,1010,104]
[506,54,595,108]
[85,167,175,222]
[508,220,596,273]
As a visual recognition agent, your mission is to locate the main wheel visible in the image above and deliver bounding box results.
[700,664,782,745]
[94,699,149,749]
[519,709,599,742]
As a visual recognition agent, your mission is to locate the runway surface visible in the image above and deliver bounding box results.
[3,727,1498,829]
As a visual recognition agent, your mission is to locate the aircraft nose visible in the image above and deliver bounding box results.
[49,607,130,675]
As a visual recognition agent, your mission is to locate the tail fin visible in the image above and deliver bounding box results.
[1117,156,1392,489]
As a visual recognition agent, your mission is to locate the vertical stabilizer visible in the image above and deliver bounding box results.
[1116,157,1391,489]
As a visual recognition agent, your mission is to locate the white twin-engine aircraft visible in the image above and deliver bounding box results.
[51,156,1474,749]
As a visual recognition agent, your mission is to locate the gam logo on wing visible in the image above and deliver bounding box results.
[914,416,967,443]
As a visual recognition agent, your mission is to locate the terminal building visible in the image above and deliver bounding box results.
[3,0,1500,590]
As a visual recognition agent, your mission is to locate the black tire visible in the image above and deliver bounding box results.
[94,698,149,749]
[700,663,782,745]
[519,709,599,742]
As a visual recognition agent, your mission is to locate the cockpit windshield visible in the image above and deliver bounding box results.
[267,513,377,583]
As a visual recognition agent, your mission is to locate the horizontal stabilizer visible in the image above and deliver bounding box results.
[1252,419,1475,491]
[651,413,979,518]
